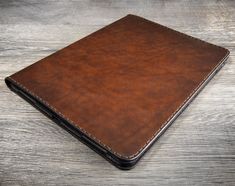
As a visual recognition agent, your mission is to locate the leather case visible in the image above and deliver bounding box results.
[5,14,229,169]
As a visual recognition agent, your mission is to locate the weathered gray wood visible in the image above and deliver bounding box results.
[0,0,234,185]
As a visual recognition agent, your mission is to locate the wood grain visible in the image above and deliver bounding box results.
[0,0,234,185]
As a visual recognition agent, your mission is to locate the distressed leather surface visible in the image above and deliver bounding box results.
[8,15,229,159]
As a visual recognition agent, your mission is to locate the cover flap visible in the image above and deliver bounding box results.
[7,15,229,159]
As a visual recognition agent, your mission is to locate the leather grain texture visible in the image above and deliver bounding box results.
[6,15,229,160]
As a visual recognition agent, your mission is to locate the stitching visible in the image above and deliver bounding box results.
[8,16,229,159]
[8,77,116,155]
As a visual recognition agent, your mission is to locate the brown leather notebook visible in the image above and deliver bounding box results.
[5,15,229,169]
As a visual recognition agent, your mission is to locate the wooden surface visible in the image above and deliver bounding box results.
[0,0,234,185]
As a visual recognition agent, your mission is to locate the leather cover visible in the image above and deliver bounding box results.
[6,15,229,163]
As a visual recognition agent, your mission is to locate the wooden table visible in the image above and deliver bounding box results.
[0,1,234,185]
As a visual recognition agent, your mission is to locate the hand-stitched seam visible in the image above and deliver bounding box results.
[130,51,229,158]
[8,76,118,155]
[8,16,230,159]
